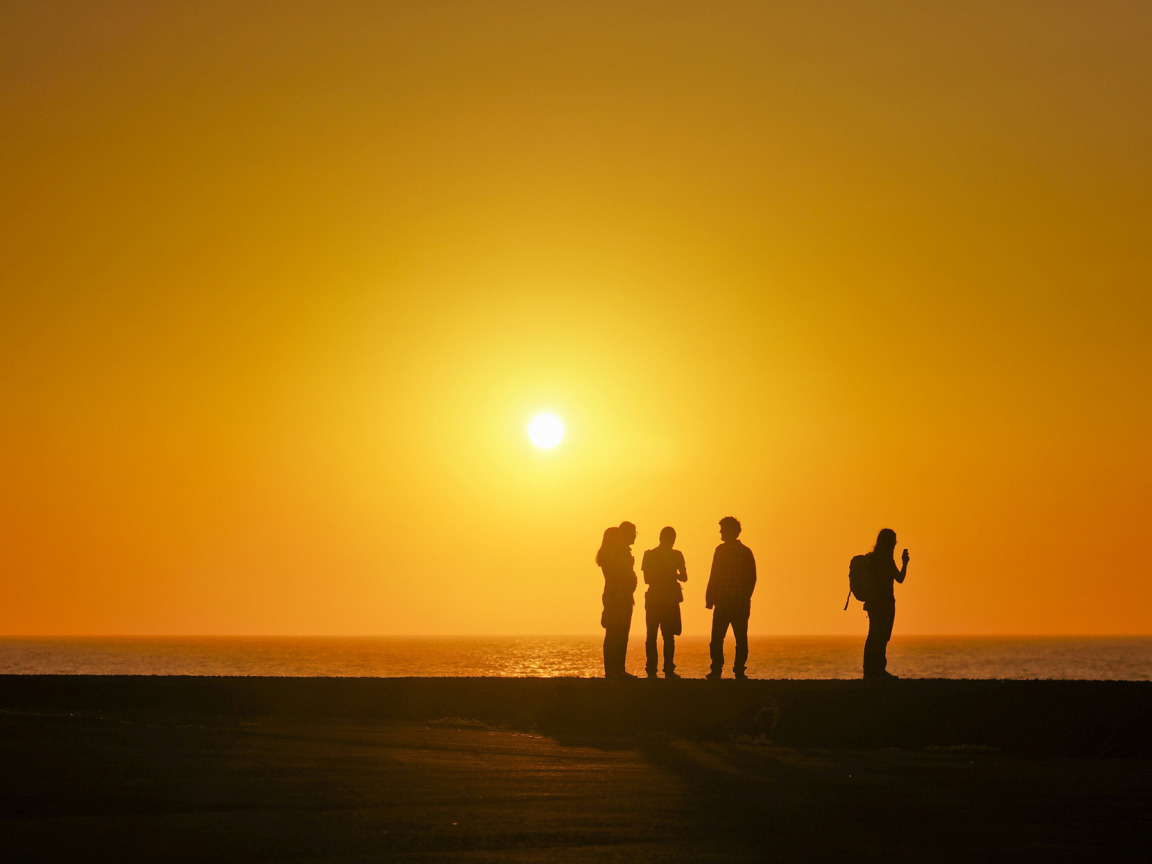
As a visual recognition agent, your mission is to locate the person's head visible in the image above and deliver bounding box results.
[719,516,741,542]
[596,526,621,566]
[873,528,897,556]
[618,521,637,547]
[658,526,676,547]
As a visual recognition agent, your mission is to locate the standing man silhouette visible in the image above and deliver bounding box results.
[705,516,756,680]
[863,528,909,681]
[641,526,687,679]
[597,521,638,679]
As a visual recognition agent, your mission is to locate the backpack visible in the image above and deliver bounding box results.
[845,553,873,609]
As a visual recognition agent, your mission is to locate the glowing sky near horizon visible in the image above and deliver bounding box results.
[2,2,1150,637]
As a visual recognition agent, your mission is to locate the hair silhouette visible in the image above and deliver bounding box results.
[719,516,741,537]
[659,526,676,544]
[873,528,897,555]
[596,526,621,567]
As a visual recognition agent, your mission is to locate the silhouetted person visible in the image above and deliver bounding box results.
[862,528,909,681]
[597,521,638,678]
[641,526,687,679]
[705,516,756,680]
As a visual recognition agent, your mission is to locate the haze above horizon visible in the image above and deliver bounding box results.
[3,3,1150,638]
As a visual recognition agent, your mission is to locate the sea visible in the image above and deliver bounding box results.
[0,636,1149,680]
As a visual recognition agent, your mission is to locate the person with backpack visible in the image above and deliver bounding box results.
[851,528,909,681]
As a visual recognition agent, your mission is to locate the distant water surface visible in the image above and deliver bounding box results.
[1,636,1149,680]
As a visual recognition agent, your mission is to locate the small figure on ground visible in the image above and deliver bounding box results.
[705,516,756,680]
[597,521,638,678]
[641,526,688,679]
[861,528,909,682]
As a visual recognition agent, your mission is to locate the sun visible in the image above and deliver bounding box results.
[528,412,564,449]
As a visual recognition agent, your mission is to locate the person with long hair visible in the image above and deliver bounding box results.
[597,522,638,678]
[862,528,909,681]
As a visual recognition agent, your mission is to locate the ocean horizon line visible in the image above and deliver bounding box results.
[4,634,1149,679]
[3,633,1151,640]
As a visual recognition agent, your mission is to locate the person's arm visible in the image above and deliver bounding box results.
[896,549,909,584]
[705,548,719,608]
[641,550,652,585]
[746,547,757,596]
[676,550,687,582]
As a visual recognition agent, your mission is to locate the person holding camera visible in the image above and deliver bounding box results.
[862,528,909,681]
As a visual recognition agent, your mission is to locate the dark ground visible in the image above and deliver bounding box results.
[1,677,1150,862]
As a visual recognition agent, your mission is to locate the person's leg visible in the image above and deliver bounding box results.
[603,611,612,677]
[604,627,618,677]
[616,605,634,675]
[876,604,895,672]
[603,604,628,677]
[661,614,676,675]
[732,611,750,676]
[644,604,659,676]
[863,604,895,676]
[863,612,878,675]
[709,610,729,676]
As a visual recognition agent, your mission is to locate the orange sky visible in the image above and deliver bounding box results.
[3,2,1150,637]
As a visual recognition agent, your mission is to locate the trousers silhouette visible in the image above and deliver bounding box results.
[645,604,679,674]
[864,601,895,675]
[709,605,749,675]
[602,604,633,676]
